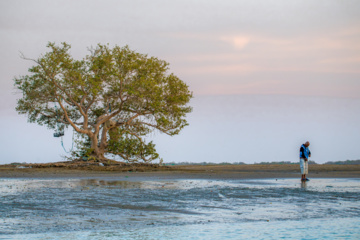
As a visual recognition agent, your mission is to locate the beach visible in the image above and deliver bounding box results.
[0,163,359,179]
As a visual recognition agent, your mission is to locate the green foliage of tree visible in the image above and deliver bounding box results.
[14,42,193,162]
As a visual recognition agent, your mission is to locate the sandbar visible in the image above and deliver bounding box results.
[0,164,359,180]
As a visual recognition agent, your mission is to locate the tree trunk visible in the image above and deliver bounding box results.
[88,120,117,162]
[89,132,105,161]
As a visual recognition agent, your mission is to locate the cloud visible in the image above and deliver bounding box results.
[319,57,360,65]
[180,64,257,75]
[220,36,250,50]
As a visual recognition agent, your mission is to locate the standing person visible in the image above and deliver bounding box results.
[300,141,311,182]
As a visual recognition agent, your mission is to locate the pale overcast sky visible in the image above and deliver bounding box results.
[1,0,360,164]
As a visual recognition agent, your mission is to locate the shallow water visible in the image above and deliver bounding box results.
[1,178,359,239]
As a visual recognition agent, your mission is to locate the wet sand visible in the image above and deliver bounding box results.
[0,164,359,179]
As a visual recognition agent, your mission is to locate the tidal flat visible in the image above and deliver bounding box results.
[1,174,359,239]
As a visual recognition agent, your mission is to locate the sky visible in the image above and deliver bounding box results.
[1,0,360,164]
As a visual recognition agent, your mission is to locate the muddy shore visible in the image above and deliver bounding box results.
[0,163,359,179]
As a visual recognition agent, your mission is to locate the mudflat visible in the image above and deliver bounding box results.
[0,163,359,179]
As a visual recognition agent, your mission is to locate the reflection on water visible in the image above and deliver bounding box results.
[0,178,359,239]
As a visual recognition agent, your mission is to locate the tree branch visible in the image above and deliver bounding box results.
[56,96,89,135]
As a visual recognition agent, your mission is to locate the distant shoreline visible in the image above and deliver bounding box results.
[0,164,359,179]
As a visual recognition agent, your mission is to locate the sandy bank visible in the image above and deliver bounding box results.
[0,164,359,179]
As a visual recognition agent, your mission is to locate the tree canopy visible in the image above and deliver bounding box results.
[14,42,192,162]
